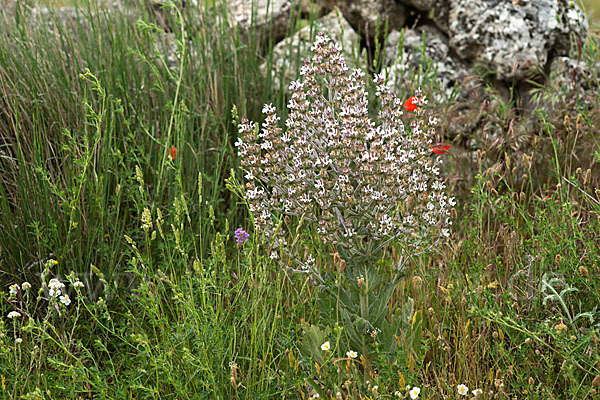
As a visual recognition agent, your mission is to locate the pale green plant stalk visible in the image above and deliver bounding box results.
[234,32,454,378]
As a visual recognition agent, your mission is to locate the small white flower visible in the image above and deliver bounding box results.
[7,311,21,319]
[457,384,469,396]
[346,350,357,359]
[49,278,65,290]
[270,251,279,260]
[48,278,66,297]
[73,281,84,289]
[22,282,31,291]
[409,386,421,399]
[15,338,23,345]
[9,284,19,295]
[60,294,71,306]
[321,341,330,351]
[472,389,483,397]
[262,103,275,114]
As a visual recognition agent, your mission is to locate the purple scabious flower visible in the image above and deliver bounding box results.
[235,228,250,244]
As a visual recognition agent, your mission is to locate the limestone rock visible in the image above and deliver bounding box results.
[395,0,450,33]
[448,0,588,81]
[228,0,292,41]
[261,10,364,90]
[334,0,406,39]
[398,0,436,12]
[548,56,594,92]
[431,0,451,33]
[299,0,335,16]
[384,25,469,98]
[553,2,588,56]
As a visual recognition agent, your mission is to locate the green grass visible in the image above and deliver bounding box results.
[1,1,600,399]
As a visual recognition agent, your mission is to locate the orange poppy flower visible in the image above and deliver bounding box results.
[168,146,177,160]
[431,144,451,155]
[404,96,418,112]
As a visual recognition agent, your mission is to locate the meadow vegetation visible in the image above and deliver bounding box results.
[1,1,600,399]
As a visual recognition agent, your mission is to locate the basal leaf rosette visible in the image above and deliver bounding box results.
[235,32,454,271]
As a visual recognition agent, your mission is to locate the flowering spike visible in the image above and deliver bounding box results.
[235,32,454,265]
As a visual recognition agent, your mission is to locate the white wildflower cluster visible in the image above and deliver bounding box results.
[7,311,21,319]
[48,278,72,306]
[236,32,453,259]
[48,278,65,298]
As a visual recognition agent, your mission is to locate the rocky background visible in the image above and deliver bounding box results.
[222,0,596,192]
[7,0,598,191]
[226,0,590,97]
[12,0,591,100]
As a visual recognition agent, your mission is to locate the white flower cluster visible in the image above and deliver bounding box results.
[48,278,65,298]
[236,32,453,259]
[7,311,21,319]
[48,278,71,306]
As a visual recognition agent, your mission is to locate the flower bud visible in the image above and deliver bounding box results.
[564,114,571,130]
[554,322,567,334]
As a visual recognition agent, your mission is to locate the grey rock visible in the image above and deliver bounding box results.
[28,3,139,35]
[228,0,292,41]
[553,2,588,56]
[431,1,451,33]
[261,9,364,90]
[448,0,588,80]
[384,25,469,98]
[300,0,335,15]
[334,0,407,39]
[396,0,449,33]
[398,0,436,11]
[548,56,594,92]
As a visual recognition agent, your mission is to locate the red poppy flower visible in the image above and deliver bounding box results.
[404,96,418,112]
[168,146,177,160]
[431,144,451,155]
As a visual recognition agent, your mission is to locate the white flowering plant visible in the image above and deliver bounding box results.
[232,32,453,372]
